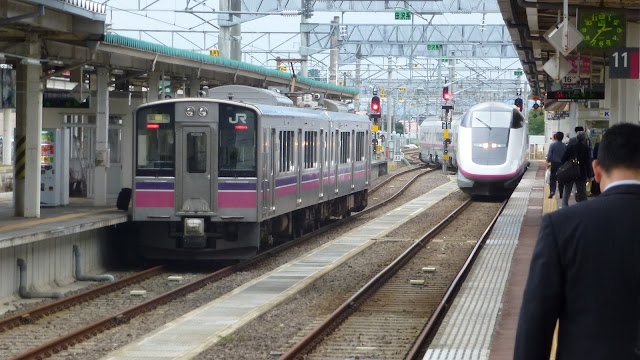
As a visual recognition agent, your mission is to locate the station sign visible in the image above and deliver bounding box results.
[546,88,604,101]
[609,47,639,79]
[427,43,441,51]
[514,70,523,76]
[43,91,90,108]
[394,9,411,20]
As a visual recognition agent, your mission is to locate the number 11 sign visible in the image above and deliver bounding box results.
[609,47,639,79]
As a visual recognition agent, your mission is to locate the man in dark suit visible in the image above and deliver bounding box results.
[515,123,640,359]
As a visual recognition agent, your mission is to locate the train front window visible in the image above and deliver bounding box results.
[187,132,207,173]
[219,104,257,177]
[471,111,512,129]
[136,103,175,177]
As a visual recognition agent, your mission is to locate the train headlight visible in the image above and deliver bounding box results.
[185,106,196,117]
[491,143,497,148]
[198,106,208,117]
[482,143,489,149]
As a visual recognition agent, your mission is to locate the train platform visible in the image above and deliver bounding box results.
[0,194,128,249]
[422,161,580,360]
[0,192,129,309]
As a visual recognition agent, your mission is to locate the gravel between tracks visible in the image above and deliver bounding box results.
[193,185,470,359]
[43,165,454,360]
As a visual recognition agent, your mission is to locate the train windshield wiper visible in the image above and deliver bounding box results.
[475,117,492,130]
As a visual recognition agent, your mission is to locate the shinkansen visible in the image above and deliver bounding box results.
[419,102,529,196]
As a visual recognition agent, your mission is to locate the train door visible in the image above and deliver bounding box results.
[365,131,370,185]
[269,128,276,213]
[334,129,339,194]
[178,126,213,212]
[351,130,355,189]
[261,128,270,217]
[319,129,324,199]
[297,128,302,205]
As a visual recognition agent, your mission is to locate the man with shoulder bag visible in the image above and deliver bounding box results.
[559,131,592,207]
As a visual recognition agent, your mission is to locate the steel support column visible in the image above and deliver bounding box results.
[93,67,109,206]
[329,16,339,85]
[189,78,201,97]
[14,37,42,217]
[2,107,11,166]
[147,72,160,102]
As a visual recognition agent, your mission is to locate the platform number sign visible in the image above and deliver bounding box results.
[609,48,639,79]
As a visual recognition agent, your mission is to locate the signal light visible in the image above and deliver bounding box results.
[146,124,160,129]
[442,86,451,101]
[370,96,381,119]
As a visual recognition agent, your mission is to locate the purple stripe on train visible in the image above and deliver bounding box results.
[275,176,297,187]
[219,182,257,191]
[136,182,175,190]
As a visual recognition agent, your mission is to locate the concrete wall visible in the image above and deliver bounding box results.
[0,227,114,303]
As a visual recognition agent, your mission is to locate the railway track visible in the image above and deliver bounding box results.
[0,165,435,360]
[280,199,507,360]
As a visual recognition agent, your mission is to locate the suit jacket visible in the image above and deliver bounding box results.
[561,141,593,180]
[514,184,640,359]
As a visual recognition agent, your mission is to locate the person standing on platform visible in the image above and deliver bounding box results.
[514,123,640,360]
[560,131,592,207]
[546,131,566,199]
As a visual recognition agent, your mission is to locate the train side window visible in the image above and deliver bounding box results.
[511,110,524,129]
[340,132,351,164]
[304,131,318,169]
[279,130,294,173]
[355,131,365,161]
[186,132,207,173]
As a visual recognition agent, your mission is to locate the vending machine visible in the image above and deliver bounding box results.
[41,129,69,207]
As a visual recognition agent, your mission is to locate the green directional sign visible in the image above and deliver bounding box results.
[427,43,441,51]
[514,70,524,76]
[395,9,412,20]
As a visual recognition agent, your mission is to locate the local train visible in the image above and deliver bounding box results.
[127,87,371,260]
[419,102,529,196]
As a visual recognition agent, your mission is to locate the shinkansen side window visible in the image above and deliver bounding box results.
[279,130,294,173]
[219,104,257,177]
[304,131,318,169]
[340,132,351,164]
[355,131,365,161]
[511,110,525,129]
[135,103,175,177]
[187,132,207,173]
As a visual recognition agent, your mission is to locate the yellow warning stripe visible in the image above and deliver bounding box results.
[15,135,26,179]
[0,208,117,231]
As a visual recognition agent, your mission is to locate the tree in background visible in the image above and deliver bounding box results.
[528,109,544,135]
[395,122,405,135]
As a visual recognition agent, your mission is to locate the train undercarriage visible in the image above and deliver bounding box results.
[136,190,368,261]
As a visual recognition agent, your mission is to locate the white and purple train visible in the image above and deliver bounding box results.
[419,102,529,196]
[128,88,370,260]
